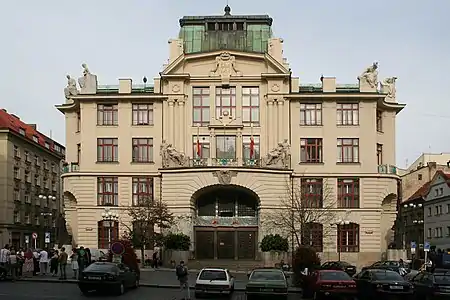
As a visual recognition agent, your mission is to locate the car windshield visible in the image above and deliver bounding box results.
[199,270,227,281]
[320,271,352,281]
[250,270,285,281]
[372,271,404,281]
[434,274,450,284]
[338,262,352,267]
[84,263,116,272]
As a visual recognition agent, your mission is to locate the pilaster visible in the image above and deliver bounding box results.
[266,98,275,150]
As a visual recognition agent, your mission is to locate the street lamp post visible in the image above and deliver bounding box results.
[38,194,56,247]
[331,219,350,261]
[101,208,119,250]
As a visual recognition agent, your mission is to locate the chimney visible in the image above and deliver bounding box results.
[427,162,437,169]
[11,114,20,120]
[28,124,37,130]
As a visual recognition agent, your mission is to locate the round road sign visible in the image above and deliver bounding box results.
[111,242,125,255]
[32,232,38,239]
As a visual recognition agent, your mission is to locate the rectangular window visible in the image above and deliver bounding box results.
[97,177,119,206]
[300,138,323,163]
[132,177,154,206]
[132,104,154,125]
[427,228,432,238]
[24,150,30,162]
[43,159,48,170]
[97,138,118,162]
[13,167,20,179]
[243,136,260,160]
[193,87,210,126]
[32,136,39,143]
[376,110,383,132]
[215,87,236,117]
[97,104,118,126]
[14,189,20,201]
[338,223,359,252]
[242,87,260,125]
[76,112,81,132]
[14,145,20,158]
[300,103,322,126]
[301,178,323,208]
[192,136,210,159]
[337,178,360,208]
[25,212,31,224]
[337,138,359,163]
[428,207,432,216]
[301,223,323,252]
[77,143,81,163]
[336,103,359,126]
[132,138,153,162]
[14,211,20,223]
[216,135,236,159]
[377,144,383,165]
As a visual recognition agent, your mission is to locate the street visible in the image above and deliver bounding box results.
[0,282,302,299]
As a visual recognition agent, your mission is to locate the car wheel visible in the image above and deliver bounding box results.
[116,282,125,295]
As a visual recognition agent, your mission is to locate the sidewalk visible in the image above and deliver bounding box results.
[19,266,301,293]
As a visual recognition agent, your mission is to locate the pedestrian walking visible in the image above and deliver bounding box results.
[50,250,59,277]
[0,244,11,276]
[32,249,39,276]
[152,251,158,269]
[77,247,87,278]
[176,260,190,300]
[58,247,68,280]
[71,249,79,279]
[22,249,34,278]
[9,250,17,281]
[39,248,49,275]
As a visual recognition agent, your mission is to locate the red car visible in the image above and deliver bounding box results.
[310,270,357,299]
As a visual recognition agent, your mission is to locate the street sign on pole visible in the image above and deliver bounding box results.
[424,241,430,252]
[32,232,38,239]
[411,241,417,254]
[45,232,51,244]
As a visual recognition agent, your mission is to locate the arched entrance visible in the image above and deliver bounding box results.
[193,185,259,260]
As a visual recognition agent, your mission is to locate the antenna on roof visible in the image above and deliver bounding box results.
[50,130,53,139]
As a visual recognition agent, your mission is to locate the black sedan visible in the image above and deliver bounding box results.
[362,260,410,275]
[321,261,357,276]
[78,262,139,296]
[354,269,414,298]
[410,269,450,299]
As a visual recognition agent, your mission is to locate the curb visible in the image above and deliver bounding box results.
[140,268,294,275]
[18,278,302,293]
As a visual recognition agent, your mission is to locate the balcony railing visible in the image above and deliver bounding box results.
[196,216,258,227]
[62,163,79,173]
[378,164,397,175]
[163,158,288,169]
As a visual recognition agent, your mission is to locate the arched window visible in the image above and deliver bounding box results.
[301,222,323,252]
[337,223,359,252]
[98,220,119,249]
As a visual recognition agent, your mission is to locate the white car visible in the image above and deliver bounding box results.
[195,268,235,298]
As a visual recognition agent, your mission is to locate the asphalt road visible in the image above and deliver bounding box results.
[0,282,302,299]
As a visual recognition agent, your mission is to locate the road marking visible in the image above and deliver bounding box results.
[0,293,70,299]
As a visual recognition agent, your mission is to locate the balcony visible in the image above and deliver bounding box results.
[163,157,288,169]
[196,216,258,227]
[62,163,79,173]
[378,164,397,175]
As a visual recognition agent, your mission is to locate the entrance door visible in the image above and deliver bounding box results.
[196,231,214,259]
[217,231,235,259]
[238,231,256,259]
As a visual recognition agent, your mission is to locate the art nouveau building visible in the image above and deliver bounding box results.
[57,6,405,267]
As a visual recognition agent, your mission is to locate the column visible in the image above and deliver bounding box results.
[277,100,284,142]
[236,129,243,166]
[210,130,216,165]
[177,99,185,150]
[168,98,175,143]
[266,98,275,150]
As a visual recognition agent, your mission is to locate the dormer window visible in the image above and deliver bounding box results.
[45,142,50,149]
[19,128,25,136]
[33,136,39,143]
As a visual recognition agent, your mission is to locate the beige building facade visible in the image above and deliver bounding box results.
[57,7,405,267]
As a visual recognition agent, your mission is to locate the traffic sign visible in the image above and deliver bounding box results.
[424,241,430,252]
[411,241,417,254]
[32,232,38,239]
[111,242,125,255]
[45,232,50,244]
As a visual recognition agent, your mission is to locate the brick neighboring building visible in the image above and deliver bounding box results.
[0,109,65,249]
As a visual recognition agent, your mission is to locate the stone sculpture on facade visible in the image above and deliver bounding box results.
[78,63,98,94]
[210,52,242,81]
[213,170,238,185]
[64,75,79,99]
[358,62,379,89]
[160,140,188,167]
[262,139,291,168]
[380,77,397,100]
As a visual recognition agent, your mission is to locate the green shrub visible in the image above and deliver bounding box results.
[163,233,191,251]
[260,234,289,252]
[292,246,321,287]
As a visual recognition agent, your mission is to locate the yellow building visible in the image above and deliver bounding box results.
[57,6,405,267]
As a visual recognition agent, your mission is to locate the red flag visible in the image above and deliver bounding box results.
[196,139,201,157]
[249,137,255,159]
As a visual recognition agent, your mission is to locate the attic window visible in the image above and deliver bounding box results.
[19,128,25,136]
[32,136,39,143]
[236,23,244,30]
[207,23,216,31]
[45,142,50,149]
[219,23,233,31]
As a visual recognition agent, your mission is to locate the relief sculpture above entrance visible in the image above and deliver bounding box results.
[213,170,237,185]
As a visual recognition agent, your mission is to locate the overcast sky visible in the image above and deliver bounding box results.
[1,0,449,167]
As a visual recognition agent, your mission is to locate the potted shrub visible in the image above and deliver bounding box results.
[163,233,191,267]
[260,234,289,267]
[292,246,321,296]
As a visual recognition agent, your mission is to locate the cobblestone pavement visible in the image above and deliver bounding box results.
[0,281,303,299]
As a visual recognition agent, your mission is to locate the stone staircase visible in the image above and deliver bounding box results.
[187,259,263,272]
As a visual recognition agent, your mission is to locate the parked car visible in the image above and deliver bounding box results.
[78,262,139,296]
[89,249,107,263]
[307,270,357,299]
[245,268,289,300]
[362,260,410,275]
[409,268,450,299]
[194,268,234,298]
[321,261,357,276]
[354,269,414,298]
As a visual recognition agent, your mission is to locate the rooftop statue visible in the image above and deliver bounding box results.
[64,75,78,99]
[78,63,98,94]
[358,62,379,89]
[380,77,397,100]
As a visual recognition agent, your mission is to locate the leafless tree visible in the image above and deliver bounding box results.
[122,197,174,264]
[266,178,337,251]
